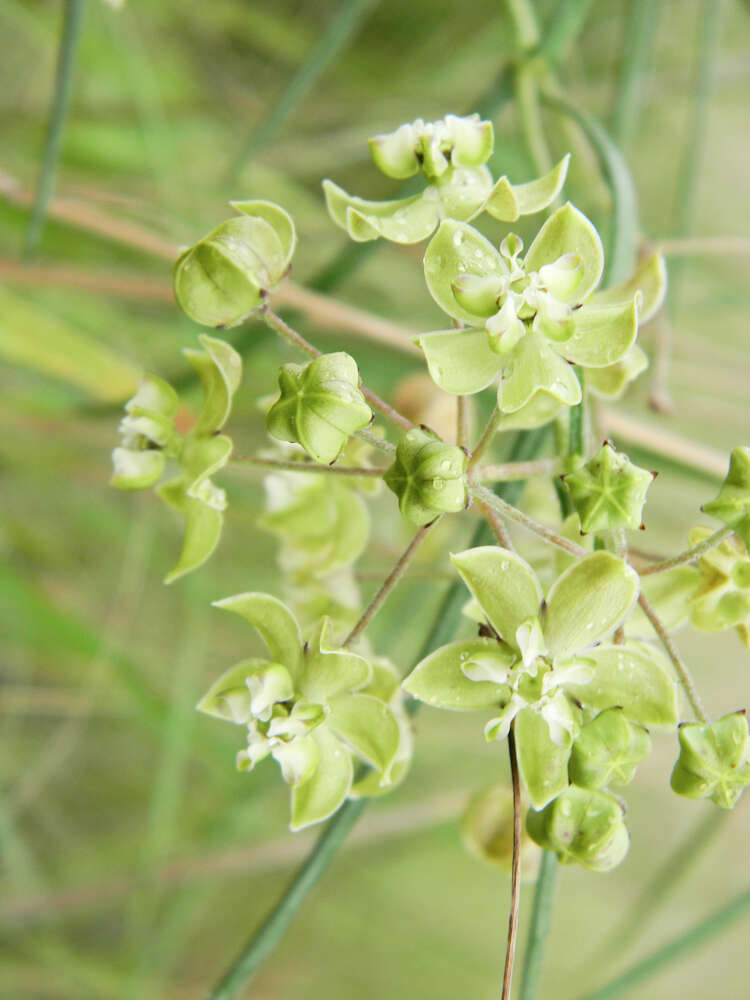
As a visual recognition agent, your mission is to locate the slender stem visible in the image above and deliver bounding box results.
[536,0,594,64]
[479,459,558,482]
[568,366,585,455]
[592,808,726,963]
[613,529,627,644]
[343,522,437,646]
[611,0,662,148]
[637,594,708,723]
[355,427,396,454]
[206,798,367,1000]
[479,501,514,550]
[639,524,733,576]
[501,724,523,1000]
[579,887,750,1000]
[225,0,376,181]
[457,396,470,449]
[231,455,384,477]
[469,407,502,472]
[472,485,587,558]
[261,307,414,432]
[519,850,558,1000]
[24,0,85,258]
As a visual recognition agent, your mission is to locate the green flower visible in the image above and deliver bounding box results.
[111,335,242,583]
[110,374,179,490]
[197,593,402,830]
[670,712,750,810]
[562,443,654,532]
[173,200,296,328]
[384,427,468,525]
[703,446,750,552]
[403,546,676,807]
[266,352,372,464]
[323,113,569,245]
[418,205,640,427]
[689,528,750,646]
[526,785,630,871]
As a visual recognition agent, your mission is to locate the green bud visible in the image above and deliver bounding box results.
[460,785,542,876]
[562,443,654,532]
[569,708,651,789]
[266,352,372,464]
[368,114,494,182]
[173,201,296,328]
[526,785,630,872]
[384,427,468,525]
[670,712,750,809]
[689,528,750,645]
[702,447,750,552]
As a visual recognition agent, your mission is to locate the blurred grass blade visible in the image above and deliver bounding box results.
[24,0,85,258]
[227,0,378,182]
[542,92,638,287]
[537,0,595,63]
[519,850,558,1000]
[579,887,750,1000]
[611,0,663,147]
[0,287,139,401]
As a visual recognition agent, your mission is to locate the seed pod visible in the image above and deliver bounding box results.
[526,785,630,872]
[670,711,750,809]
[173,201,296,328]
[569,708,651,789]
[266,352,372,464]
[384,427,468,525]
[562,443,654,532]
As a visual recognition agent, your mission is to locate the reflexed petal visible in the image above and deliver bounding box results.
[556,298,638,368]
[498,331,582,414]
[212,592,303,676]
[402,638,514,710]
[326,693,400,778]
[423,220,507,324]
[515,706,572,808]
[417,328,503,395]
[300,617,371,702]
[524,203,604,304]
[484,155,570,222]
[591,251,667,324]
[544,552,639,659]
[290,726,353,830]
[450,547,543,650]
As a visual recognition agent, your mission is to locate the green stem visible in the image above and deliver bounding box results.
[206,797,368,1000]
[592,808,726,962]
[226,0,377,181]
[578,886,750,1000]
[611,0,662,148]
[536,0,594,64]
[518,850,558,1000]
[640,524,733,576]
[204,429,549,999]
[24,0,85,258]
[478,459,558,482]
[471,485,586,558]
[568,365,585,457]
[501,723,523,1000]
[468,407,503,472]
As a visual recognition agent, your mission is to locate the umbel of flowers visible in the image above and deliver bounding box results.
[197,592,408,830]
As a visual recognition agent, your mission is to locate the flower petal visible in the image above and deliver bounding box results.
[424,220,507,324]
[402,638,514,710]
[524,203,604,304]
[290,726,353,830]
[556,298,638,368]
[498,331,582,414]
[417,328,503,395]
[212,592,303,677]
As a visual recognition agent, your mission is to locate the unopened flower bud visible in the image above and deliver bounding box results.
[384,427,468,525]
[266,352,372,464]
[562,443,654,532]
[526,785,630,871]
[569,708,651,789]
[670,711,750,809]
[702,446,750,552]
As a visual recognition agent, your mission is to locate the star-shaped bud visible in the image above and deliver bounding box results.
[671,712,750,809]
[569,708,651,789]
[702,446,750,552]
[266,352,372,464]
[526,786,630,871]
[384,427,468,525]
[562,443,654,532]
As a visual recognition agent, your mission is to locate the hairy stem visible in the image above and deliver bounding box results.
[24,0,85,257]
[639,524,733,576]
[501,723,523,1000]
[637,594,709,722]
[231,456,384,477]
[472,485,586,557]
[343,521,438,646]
[519,850,558,1000]
[479,502,514,550]
[478,458,558,482]
[260,307,414,432]
[469,407,503,472]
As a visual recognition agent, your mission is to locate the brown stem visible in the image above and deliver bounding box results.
[501,723,523,1000]
[231,455,384,477]
[456,395,470,448]
[343,521,438,646]
[637,593,709,722]
[479,502,514,550]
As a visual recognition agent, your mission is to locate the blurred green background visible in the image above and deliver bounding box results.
[2,0,749,997]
